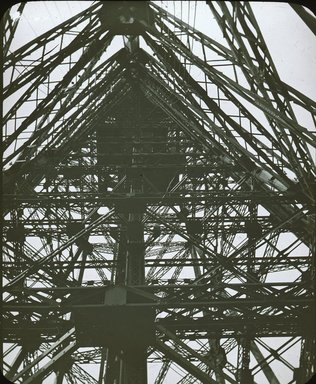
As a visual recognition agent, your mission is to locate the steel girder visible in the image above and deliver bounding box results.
[2,1,315,384]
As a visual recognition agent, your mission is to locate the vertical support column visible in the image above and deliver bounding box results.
[240,337,252,384]
[121,347,148,384]
[104,109,147,384]
[54,370,65,384]
[104,348,122,384]
[115,226,128,285]
[190,245,226,383]
[126,212,145,285]
[98,348,106,384]
[240,196,257,384]
[121,137,147,384]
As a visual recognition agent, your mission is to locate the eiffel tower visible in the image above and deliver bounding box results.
[2,2,315,383]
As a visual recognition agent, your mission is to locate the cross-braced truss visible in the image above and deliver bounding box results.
[1,2,315,383]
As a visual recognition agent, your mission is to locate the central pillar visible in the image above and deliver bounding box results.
[104,136,147,384]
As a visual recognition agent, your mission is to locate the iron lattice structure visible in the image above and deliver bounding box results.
[1,2,316,383]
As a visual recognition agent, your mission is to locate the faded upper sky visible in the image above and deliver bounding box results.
[6,1,316,101]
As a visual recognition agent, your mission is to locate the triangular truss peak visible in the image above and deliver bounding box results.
[2,2,315,384]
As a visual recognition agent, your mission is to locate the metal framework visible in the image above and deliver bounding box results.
[1,1,315,383]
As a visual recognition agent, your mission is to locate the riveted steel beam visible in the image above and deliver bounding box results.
[155,339,216,384]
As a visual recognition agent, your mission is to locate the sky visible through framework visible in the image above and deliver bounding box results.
[7,1,316,100]
[2,1,316,383]
[4,1,316,167]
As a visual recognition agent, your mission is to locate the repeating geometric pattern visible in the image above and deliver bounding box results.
[2,2,315,383]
